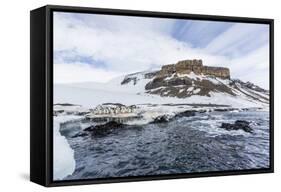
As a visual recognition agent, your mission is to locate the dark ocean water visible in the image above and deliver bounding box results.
[60,110,270,180]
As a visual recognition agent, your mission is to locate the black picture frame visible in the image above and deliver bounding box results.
[30,4,274,187]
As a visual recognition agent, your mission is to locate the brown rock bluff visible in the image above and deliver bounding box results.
[159,59,230,79]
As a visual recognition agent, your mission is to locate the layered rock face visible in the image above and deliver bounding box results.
[121,59,268,99]
[159,59,230,79]
[143,59,233,98]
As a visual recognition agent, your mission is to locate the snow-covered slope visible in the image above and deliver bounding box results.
[54,70,269,109]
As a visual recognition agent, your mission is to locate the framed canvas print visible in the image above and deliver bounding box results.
[30,5,274,187]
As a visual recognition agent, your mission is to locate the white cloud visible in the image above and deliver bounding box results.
[203,23,270,89]
[54,63,122,83]
[54,13,228,71]
[53,12,270,89]
[205,23,269,57]
[229,45,270,89]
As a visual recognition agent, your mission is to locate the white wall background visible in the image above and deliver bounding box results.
[0,0,279,191]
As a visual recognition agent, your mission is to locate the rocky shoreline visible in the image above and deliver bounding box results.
[55,103,258,139]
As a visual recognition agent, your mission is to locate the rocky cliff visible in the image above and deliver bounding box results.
[159,59,230,79]
[120,59,268,104]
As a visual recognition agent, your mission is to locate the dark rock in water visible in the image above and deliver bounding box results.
[84,121,125,136]
[214,108,229,112]
[84,125,95,132]
[198,110,207,113]
[71,132,88,138]
[150,110,196,124]
[221,123,232,130]
[175,110,196,118]
[235,120,253,133]
[96,121,124,129]
[150,115,171,124]
[214,108,239,112]
[220,120,253,133]
[76,111,90,116]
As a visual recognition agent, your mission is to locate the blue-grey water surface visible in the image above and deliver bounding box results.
[61,110,270,180]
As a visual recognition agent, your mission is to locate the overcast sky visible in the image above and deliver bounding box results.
[54,12,270,89]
